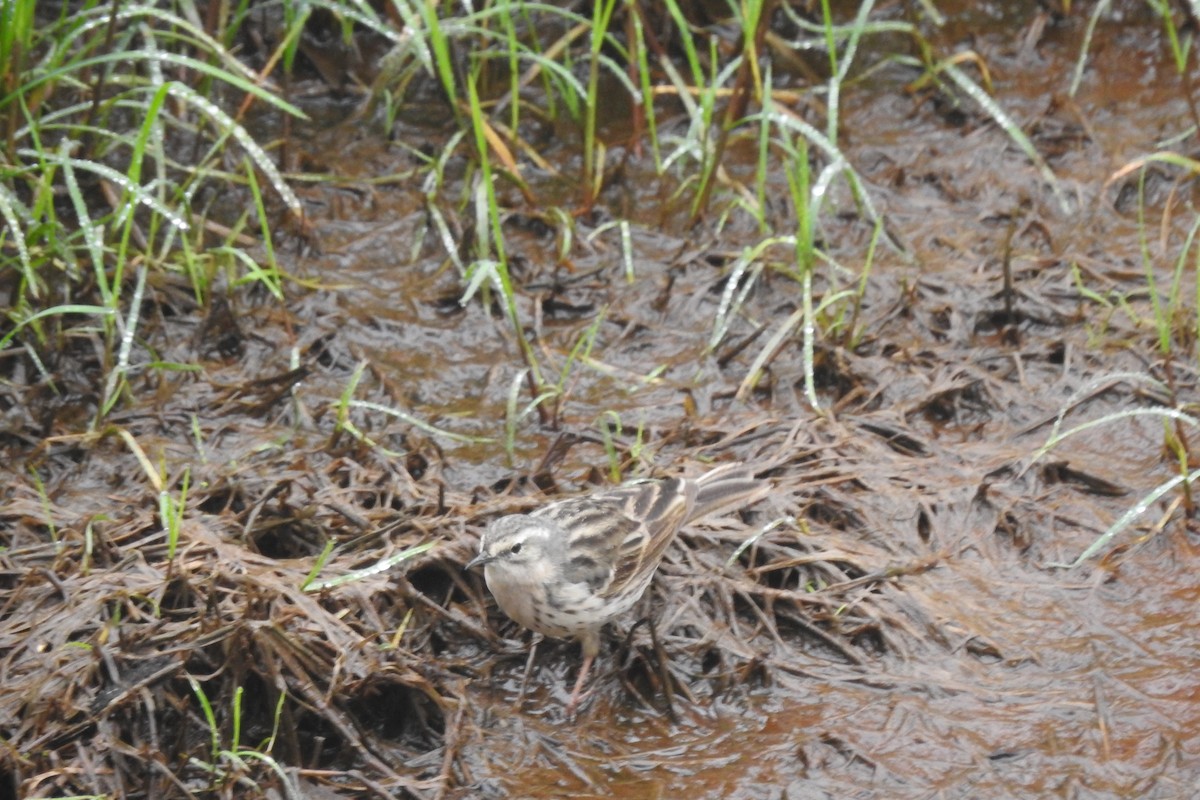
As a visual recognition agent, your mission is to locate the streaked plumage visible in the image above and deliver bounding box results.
[466,463,768,713]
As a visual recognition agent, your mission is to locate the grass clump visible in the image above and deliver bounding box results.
[0,0,304,425]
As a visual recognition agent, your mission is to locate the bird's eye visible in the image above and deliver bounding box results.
[509,542,523,555]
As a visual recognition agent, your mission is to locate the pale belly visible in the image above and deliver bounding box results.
[484,566,651,640]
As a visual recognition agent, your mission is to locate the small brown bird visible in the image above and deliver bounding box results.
[466,464,768,714]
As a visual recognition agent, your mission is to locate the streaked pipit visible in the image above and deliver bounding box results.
[466,463,768,714]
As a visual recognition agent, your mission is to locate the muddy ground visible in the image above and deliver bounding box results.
[2,1,1199,798]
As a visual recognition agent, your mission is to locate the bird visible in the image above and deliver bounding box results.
[465,463,769,715]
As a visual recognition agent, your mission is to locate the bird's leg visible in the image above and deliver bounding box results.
[516,633,542,709]
[565,631,601,718]
[564,651,594,719]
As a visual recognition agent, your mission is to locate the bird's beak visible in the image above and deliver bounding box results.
[465,551,493,571]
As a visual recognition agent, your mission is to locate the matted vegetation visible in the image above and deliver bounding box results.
[3,0,1199,797]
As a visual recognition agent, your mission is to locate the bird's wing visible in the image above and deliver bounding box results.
[601,479,693,599]
[536,479,693,598]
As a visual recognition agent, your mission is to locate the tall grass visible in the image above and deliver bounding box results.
[12,0,1195,504]
[0,0,305,425]
[409,1,901,437]
[406,0,1200,567]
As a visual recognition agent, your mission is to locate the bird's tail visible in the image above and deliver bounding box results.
[690,463,771,522]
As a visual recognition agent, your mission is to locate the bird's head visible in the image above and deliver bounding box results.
[465,514,557,574]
